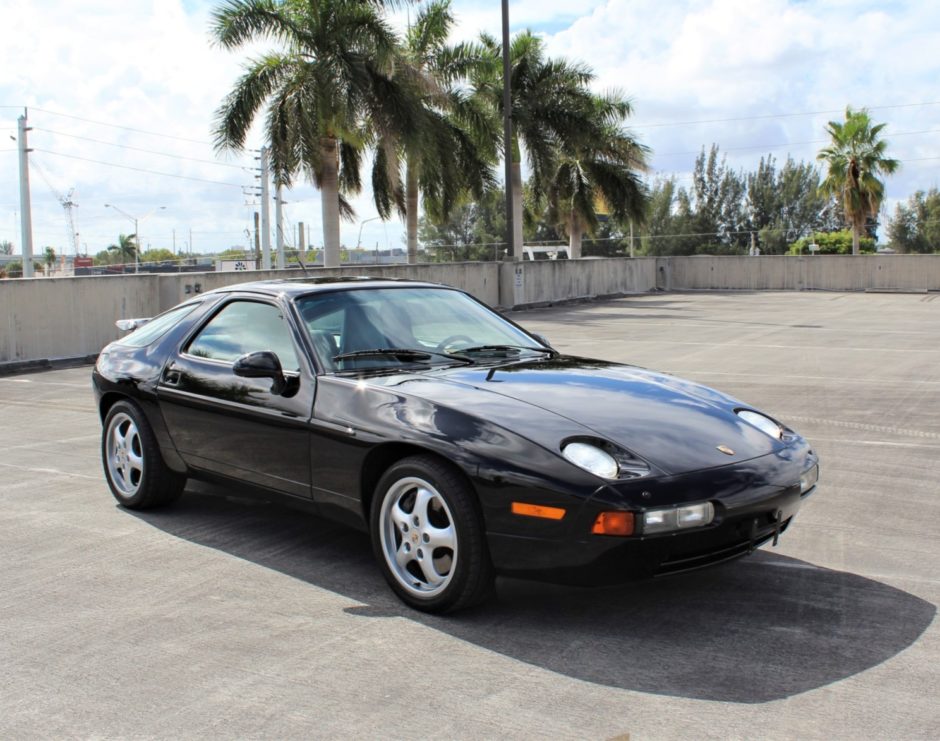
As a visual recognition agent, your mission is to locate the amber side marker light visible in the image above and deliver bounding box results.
[511,502,567,520]
[592,511,635,536]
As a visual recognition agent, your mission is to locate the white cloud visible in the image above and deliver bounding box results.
[546,0,940,214]
[1,0,938,255]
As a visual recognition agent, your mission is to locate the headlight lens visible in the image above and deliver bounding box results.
[736,409,783,440]
[562,442,619,479]
[800,463,819,493]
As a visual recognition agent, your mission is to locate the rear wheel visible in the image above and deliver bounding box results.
[102,400,185,509]
[371,455,494,613]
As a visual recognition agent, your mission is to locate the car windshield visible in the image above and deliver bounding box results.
[295,287,548,372]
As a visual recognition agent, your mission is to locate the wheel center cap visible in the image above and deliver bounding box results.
[411,532,419,545]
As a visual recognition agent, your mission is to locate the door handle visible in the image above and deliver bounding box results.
[163,364,181,386]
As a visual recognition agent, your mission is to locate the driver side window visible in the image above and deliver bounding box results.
[186,300,300,371]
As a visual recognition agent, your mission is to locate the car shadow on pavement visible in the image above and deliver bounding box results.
[130,488,935,705]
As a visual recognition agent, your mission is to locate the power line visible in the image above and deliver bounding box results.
[32,149,245,188]
[28,107,213,144]
[656,127,940,159]
[632,100,940,129]
[31,127,250,169]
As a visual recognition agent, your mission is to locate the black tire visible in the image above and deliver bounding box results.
[101,400,186,510]
[370,455,494,613]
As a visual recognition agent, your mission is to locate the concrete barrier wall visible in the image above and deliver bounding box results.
[499,257,658,307]
[667,255,940,291]
[5,254,940,367]
[0,274,160,364]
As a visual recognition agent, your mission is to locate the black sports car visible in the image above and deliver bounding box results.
[93,278,819,612]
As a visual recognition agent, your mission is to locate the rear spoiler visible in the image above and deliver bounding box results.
[116,318,151,331]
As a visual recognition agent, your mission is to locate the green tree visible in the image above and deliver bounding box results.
[542,97,649,258]
[139,248,177,263]
[643,149,846,256]
[746,155,834,253]
[0,240,13,255]
[477,30,605,254]
[417,187,507,261]
[217,246,252,260]
[43,247,56,274]
[2,259,43,277]
[789,229,875,255]
[887,189,940,253]
[689,145,748,251]
[387,0,497,264]
[212,0,417,268]
[818,106,899,255]
[642,177,696,256]
[107,233,138,265]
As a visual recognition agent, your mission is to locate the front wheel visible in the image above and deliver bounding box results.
[371,456,494,613]
[102,400,185,510]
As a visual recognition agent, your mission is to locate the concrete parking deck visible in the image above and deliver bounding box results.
[1,291,938,739]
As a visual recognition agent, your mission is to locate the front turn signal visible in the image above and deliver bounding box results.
[511,502,567,520]
[591,511,635,536]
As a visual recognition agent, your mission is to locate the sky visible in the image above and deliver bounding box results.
[1,0,938,258]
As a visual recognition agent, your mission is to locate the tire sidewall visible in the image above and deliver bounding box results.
[370,457,482,613]
[101,400,157,509]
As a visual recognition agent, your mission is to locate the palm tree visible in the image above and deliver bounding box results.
[107,234,138,266]
[545,99,650,257]
[211,0,420,268]
[381,0,497,264]
[476,31,602,254]
[818,107,899,255]
[43,247,57,275]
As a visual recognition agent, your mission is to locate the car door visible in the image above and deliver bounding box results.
[157,296,315,499]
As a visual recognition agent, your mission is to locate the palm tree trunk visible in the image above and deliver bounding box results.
[851,223,861,255]
[511,158,524,257]
[568,211,583,259]
[406,159,419,264]
[320,138,341,268]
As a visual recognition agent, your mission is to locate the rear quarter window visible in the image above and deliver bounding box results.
[117,303,202,348]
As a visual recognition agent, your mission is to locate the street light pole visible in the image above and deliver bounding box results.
[357,216,381,261]
[105,203,166,272]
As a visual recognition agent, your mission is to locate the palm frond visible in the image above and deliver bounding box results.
[210,0,302,49]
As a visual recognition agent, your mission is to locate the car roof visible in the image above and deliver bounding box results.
[206,276,455,299]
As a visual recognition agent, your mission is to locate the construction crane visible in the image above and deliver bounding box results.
[32,159,80,255]
[58,188,80,256]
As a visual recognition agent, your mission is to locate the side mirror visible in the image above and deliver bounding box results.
[233,351,288,395]
[532,333,553,349]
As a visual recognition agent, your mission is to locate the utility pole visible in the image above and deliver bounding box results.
[17,111,35,277]
[629,221,635,259]
[275,181,285,270]
[500,0,516,261]
[253,212,261,269]
[298,222,305,263]
[258,147,272,270]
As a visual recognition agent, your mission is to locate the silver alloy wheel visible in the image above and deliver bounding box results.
[105,412,144,498]
[378,476,458,598]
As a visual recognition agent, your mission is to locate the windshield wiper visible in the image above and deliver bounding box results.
[332,348,473,365]
[454,344,558,358]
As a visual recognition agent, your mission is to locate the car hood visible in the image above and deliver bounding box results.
[368,356,783,475]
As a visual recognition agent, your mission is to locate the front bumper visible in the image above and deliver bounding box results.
[485,447,819,586]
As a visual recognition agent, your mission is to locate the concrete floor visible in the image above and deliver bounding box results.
[1,291,938,740]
